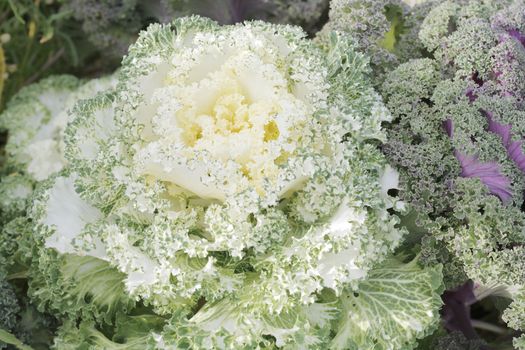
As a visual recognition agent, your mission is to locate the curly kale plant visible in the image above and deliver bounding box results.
[380,0,525,346]
[319,0,437,84]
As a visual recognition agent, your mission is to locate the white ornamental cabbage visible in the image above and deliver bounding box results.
[31,17,434,348]
[0,75,116,223]
[0,75,117,181]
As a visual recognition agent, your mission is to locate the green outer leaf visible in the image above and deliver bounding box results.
[331,257,444,350]
[0,328,33,350]
[52,314,166,350]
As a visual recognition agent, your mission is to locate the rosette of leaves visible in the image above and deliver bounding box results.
[30,17,444,349]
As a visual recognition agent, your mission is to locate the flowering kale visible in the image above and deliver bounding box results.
[0,75,117,183]
[0,71,120,350]
[444,119,512,203]
[380,0,525,345]
[0,74,116,231]
[24,16,446,349]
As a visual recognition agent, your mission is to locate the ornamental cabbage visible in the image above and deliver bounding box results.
[0,75,81,182]
[0,75,117,182]
[30,17,443,348]
[0,75,116,225]
[0,74,118,342]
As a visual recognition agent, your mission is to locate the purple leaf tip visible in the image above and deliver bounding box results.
[485,111,525,174]
[454,151,512,203]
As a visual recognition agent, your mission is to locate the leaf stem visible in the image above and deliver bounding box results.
[471,320,508,334]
